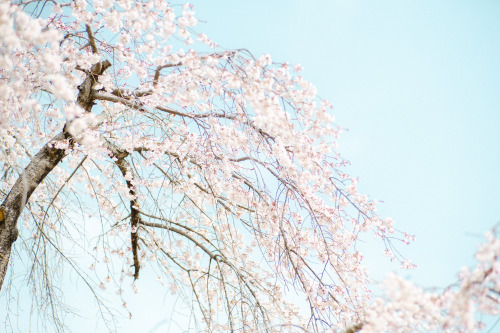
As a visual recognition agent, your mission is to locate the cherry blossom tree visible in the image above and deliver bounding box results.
[0,1,498,332]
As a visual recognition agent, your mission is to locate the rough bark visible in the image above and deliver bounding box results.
[0,59,111,290]
[0,131,69,289]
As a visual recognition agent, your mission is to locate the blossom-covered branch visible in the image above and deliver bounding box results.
[1,1,497,332]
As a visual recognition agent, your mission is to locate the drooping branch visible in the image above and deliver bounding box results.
[152,51,235,86]
[139,217,271,330]
[140,220,217,261]
[95,90,237,120]
[138,211,219,251]
[103,140,141,280]
[94,91,187,116]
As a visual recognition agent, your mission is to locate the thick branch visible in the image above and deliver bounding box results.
[343,323,363,333]
[153,63,181,86]
[78,60,111,111]
[0,131,69,289]
[85,24,99,54]
[0,59,112,290]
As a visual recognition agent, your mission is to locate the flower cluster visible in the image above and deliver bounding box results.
[2,1,496,332]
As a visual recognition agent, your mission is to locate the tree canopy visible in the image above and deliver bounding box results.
[0,1,499,332]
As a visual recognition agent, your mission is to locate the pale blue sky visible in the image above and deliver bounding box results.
[4,1,500,332]
[135,1,500,330]
[187,0,500,287]
[185,0,500,329]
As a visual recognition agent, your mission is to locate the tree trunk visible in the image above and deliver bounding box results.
[0,58,110,290]
[0,131,69,290]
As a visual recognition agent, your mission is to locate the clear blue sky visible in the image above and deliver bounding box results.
[4,1,500,332]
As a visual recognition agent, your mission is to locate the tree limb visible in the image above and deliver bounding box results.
[85,24,99,54]
[103,140,141,280]
[0,130,70,289]
[0,58,112,290]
